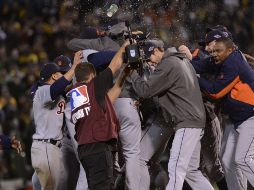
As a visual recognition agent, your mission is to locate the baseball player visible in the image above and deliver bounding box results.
[30,51,81,190]
[30,55,88,190]
[180,29,254,189]
[191,35,254,189]
[136,56,175,190]
[129,40,214,190]
[179,26,229,186]
[54,55,89,190]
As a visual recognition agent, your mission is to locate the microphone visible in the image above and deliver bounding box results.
[106,4,118,17]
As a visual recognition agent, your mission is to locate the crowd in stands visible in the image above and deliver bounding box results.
[0,0,253,188]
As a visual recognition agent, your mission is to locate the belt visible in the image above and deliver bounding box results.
[34,139,62,148]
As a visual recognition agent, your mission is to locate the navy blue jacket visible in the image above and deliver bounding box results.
[192,50,254,126]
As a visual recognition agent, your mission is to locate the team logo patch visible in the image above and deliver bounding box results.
[214,34,221,39]
[70,85,90,111]
[148,46,154,52]
[130,49,136,57]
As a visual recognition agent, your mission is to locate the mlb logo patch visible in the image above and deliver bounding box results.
[70,85,90,111]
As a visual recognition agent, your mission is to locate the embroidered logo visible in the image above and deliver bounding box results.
[214,34,222,39]
[70,85,90,111]
[148,46,154,52]
[130,50,136,57]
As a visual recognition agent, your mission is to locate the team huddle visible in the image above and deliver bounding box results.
[25,22,254,190]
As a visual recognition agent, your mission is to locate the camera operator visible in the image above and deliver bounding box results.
[69,41,131,190]
[129,40,214,190]
[67,24,143,190]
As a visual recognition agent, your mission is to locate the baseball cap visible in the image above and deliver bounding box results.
[205,30,228,44]
[39,63,61,82]
[54,55,72,73]
[206,25,233,40]
[143,39,164,59]
[198,25,233,46]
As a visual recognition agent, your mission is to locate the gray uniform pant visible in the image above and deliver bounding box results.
[139,117,173,190]
[114,98,142,190]
[220,116,254,190]
[166,128,214,190]
[201,116,224,183]
[31,137,88,190]
[31,102,88,190]
[31,141,66,190]
[64,102,88,190]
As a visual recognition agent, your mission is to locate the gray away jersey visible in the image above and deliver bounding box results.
[32,85,65,140]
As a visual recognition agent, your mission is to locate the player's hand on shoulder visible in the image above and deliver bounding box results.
[178,45,192,60]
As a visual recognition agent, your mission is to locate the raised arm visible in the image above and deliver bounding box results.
[107,66,132,103]
[108,40,129,75]
[63,51,82,81]
[50,51,82,100]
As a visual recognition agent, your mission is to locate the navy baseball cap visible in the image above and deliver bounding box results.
[54,55,72,73]
[206,25,233,40]
[143,39,164,59]
[198,25,233,46]
[205,30,229,44]
[40,63,61,82]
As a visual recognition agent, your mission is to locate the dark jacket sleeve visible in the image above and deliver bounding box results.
[191,57,216,74]
[50,76,70,100]
[88,51,116,70]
